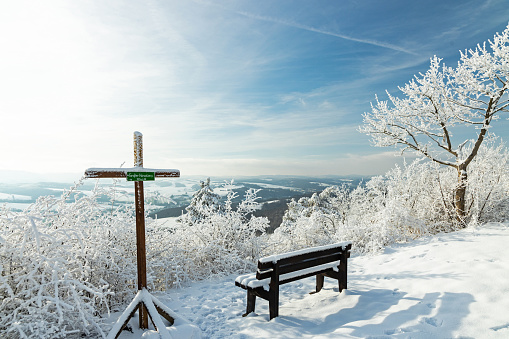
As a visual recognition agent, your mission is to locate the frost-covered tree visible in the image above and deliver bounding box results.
[360,24,509,226]
[177,178,221,226]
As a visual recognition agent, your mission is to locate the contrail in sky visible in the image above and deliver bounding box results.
[236,11,418,56]
[192,0,417,55]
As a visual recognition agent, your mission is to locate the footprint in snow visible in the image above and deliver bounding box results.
[491,323,509,331]
[384,327,412,335]
[422,317,443,327]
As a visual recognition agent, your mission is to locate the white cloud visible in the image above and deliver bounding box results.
[168,151,418,177]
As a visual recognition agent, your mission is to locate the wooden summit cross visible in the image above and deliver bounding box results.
[85,131,179,336]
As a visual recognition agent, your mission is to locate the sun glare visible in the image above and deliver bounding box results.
[0,1,111,171]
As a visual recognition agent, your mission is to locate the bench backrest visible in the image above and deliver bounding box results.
[255,242,352,282]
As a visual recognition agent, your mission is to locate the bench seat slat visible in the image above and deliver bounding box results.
[256,269,273,281]
[238,260,342,291]
[235,273,270,291]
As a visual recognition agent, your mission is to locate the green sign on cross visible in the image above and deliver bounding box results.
[127,171,155,181]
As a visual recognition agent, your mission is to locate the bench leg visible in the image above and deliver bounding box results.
[338,254,348,292]
[310,274,325,294]
[268,290,279,320]
[268,265,280,320]
[243,290,256,317]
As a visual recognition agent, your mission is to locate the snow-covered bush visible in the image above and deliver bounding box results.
[160,180,269,287]
[0,179,135,338]
[0,178,268,337]
[463,138,509,224]
[272,185,348,253]
[272,139,509,254]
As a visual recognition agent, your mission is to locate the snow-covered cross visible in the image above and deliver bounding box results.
[85,131,179,336]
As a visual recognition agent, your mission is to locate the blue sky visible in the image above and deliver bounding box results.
[1,0,508,181]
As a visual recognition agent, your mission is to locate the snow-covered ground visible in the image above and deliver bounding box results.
[108,222,509,338]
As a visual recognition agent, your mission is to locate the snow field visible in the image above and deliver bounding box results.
[110,222,509,338]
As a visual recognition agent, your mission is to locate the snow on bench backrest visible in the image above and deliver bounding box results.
[259,241,352,265]
[256,242,352,281]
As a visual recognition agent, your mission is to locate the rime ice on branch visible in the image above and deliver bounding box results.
[360,24,509,226]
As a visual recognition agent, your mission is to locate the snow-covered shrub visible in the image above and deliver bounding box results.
[272,140,509,254]
[0,179,135,338]
[0,178,269,337]
[158,181,269,287]
[272,186,348,253]
[464,138,509,224]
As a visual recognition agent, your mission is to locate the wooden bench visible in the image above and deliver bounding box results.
[235,241,352,320]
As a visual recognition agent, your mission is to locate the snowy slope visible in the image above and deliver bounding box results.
[109,222,509,338]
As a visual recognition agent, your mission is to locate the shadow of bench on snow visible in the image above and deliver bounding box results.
[275,289,474,338]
